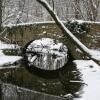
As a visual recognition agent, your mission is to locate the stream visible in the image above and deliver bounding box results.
[0,57,83,99]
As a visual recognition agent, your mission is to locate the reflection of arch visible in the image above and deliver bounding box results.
[22,44,83,97]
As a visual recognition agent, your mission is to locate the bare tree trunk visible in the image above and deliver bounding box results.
[74,0,81,19]
[36,0,100,65]
[0,0,2,32]
[51,0,54,11]
[89,0,100,21]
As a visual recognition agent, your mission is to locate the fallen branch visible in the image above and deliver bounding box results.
[36,0,100,66]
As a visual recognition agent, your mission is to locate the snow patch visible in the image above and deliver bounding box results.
[0,40,22,67]
[73,20,100,25]
[0,40,20,50]
[89,49,100,61]
[73,60,100,100]
[0,50,4,56]
[0,56,22,67]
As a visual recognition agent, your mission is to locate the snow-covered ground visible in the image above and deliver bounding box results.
[73,60,100,100]
[0,40,20,50]
[0,55,22,67]
[89,49,100,61]
[0,40,22,68]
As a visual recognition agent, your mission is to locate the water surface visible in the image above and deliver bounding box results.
[0,59,83,98]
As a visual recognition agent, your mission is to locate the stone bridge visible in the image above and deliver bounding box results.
[4,21,100,59]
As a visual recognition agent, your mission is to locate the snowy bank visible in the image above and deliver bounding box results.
[73,60,100,100]
[0,40,20,50]
[0,40,22,68]
[0,56,22,67]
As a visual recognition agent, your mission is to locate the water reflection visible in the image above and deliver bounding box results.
[0,59,83,97]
